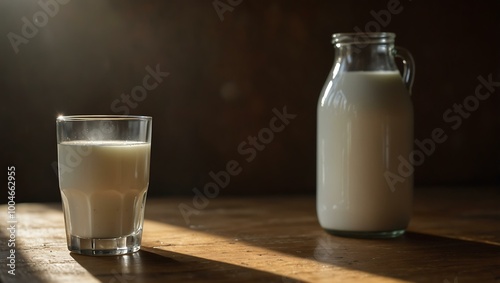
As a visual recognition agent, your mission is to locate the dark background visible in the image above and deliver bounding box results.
[1,0,499,203]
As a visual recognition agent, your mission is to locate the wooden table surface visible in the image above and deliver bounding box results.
[1,187,499,283]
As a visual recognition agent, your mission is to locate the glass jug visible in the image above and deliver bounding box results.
[317,32,415,238]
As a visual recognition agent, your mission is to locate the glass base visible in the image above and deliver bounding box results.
[323,228,405,239]
[68,230,142,256]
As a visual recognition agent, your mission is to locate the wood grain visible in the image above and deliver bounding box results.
[0,187,499,282]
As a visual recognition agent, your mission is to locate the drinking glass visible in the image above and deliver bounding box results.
[56,115,152,255]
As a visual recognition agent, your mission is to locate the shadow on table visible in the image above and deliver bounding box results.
[0,237,46,283]
[71,248,303,283]
[144,196,500,283]
[308,231,500,283]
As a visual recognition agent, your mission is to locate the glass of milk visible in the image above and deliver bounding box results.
[317,33,415,238]
[56,115,152,255]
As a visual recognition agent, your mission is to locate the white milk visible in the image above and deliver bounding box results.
[317,71,413,232]
[58,141,150,238]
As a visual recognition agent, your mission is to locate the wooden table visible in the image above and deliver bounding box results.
[1,187,499,283]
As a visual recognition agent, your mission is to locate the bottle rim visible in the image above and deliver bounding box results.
[332,32,395,45]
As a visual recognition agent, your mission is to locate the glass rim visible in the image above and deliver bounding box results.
[332,32,395,45]
[57,115,152,121]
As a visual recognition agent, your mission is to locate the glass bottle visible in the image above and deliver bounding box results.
[317,32,415,238]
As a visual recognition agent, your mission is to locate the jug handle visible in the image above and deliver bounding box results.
[394,46,415,95]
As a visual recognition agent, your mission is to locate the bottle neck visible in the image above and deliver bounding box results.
[334,43,398,72]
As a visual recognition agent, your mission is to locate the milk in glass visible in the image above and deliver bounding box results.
[58,141,150,238]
